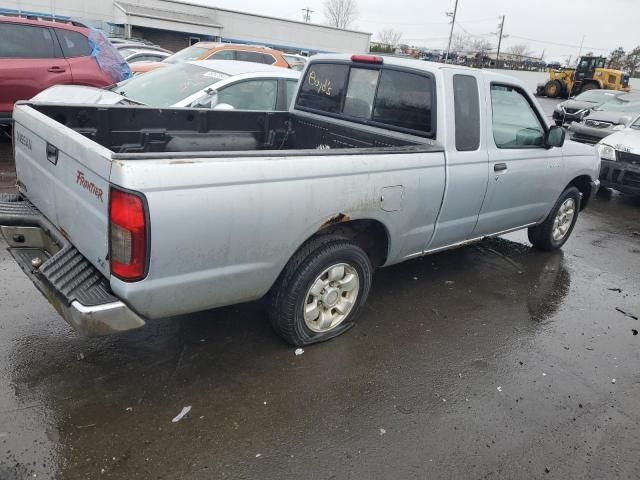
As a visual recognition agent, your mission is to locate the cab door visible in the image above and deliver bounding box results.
[425,70,489,250]
[0,23,72,113]
[472,83,564,236]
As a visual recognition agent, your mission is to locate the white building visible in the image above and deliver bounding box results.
[1,0,371,53]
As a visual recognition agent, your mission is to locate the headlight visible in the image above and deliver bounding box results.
[597,144,616,161]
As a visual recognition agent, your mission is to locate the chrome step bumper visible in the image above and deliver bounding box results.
[0,194,146,336]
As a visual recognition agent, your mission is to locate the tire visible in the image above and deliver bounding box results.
[267,235,373,346]
[544,80,562,99]
[528,187,581,251]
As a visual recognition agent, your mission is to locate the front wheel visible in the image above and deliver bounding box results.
[528,187,581,251]
[267,235,373,346]
[544,80,562,99]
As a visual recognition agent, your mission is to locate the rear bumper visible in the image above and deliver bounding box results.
[0,195,146,336]
[600,160,640,195]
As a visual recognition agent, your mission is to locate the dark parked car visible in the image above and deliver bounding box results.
[0,16,130,125]
[568,96,640,144]
[552,89,629,125]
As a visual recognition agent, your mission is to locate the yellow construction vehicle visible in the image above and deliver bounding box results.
[536,56,631,98]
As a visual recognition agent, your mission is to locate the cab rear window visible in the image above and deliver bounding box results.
[296,62,434,137]
[296,64,349,114]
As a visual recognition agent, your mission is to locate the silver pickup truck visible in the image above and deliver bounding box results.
[0,54,600,346]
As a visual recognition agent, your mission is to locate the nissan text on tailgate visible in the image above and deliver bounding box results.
[0,54,600,346]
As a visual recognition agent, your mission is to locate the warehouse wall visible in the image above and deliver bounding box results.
[1,0,114,21]
[1,0,371,53]
[213,7,371,53]
[130,26,216,52]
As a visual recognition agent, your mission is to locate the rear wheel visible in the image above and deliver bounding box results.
[528,187,580,251]
[544,80,562,99]
[267,235,373,346]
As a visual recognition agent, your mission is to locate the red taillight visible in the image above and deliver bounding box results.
[109,187,148,282]
[351,54,383,65]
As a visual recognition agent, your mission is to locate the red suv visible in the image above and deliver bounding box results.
[0,16,129,124]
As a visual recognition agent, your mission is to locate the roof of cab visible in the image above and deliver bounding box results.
[308,53,528,87]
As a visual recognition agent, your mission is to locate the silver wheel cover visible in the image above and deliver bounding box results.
[303,263,360,333]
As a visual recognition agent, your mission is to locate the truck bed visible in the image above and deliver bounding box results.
[29,104,429,157]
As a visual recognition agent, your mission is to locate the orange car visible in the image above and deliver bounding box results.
[130,42,293,74]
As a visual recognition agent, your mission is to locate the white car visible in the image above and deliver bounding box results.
[32,60,301,111]
[596,115,640,195]
[118,47,172,64]
[111,43,173,63]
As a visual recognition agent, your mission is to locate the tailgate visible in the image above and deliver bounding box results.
[12,104,113,276]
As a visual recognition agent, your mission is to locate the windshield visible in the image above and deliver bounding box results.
[593,101,640,113]
[631,116,640,129]
[574,90,619,103]
[112,63,229,106]
[162,45,210,64]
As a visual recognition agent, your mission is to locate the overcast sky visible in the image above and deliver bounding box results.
[196,0,638,61]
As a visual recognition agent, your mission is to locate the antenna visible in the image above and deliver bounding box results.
[301,7,314,23]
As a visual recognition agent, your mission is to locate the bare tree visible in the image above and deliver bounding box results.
[450,33,471,52]
[507,43,532,59]
[324,0,359,29]
[624,46,640,77]
[471,38,493,57]
[377,29,402,48]
[608,47,626,69]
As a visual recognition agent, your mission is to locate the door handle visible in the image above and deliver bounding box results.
[48,66,66,73]
[494,163,508,172]
[46,143,58,165]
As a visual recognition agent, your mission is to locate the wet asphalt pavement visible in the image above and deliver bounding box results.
[0,99,639,480]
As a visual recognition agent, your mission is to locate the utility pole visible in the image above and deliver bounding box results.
[577,35,585,59]
[496,15,506,61]
[444,0,459,64]
[301,7,314,23]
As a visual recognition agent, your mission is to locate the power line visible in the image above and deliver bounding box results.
[363,17,498,27]
[507,34,614,52]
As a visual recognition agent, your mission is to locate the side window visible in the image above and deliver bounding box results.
[210,50,235,60]
[343,68,379,119]
[217,79,278,110]
[236,51,266,64]
[296,64,349,114]
[262,54,276,65]
[55,29,92,58]
[490,85,545,148]
[0,24,57,58]
[453,74,480,151]
[284,79,298,107]
[372,69,433,134]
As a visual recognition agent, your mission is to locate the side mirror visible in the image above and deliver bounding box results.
[546,125,566,148]
[213,103,235,111]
